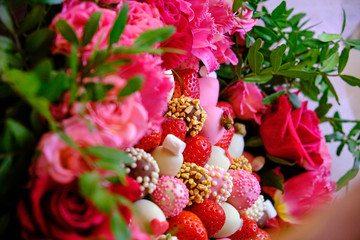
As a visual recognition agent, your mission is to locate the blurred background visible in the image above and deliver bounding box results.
[262,0,360,196]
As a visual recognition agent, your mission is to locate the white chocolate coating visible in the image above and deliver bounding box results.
[133,199,166,232]
[228,133,244,158]
[207,146,231,171]
[213,202,242,238]
[152,146,183,176]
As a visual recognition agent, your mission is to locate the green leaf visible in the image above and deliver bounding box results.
[315,103,332,119]
[4,69,40,97]
[84,146,133,165]
[318,33,342,42]
[338,47,350,74]
[247,38,263,74]
[336,141,346,156]
[69,45,78,102]
[340,75,360,87]
[258,169,284,192]
[38,72,70,102]
[232,0,243,13]
[289,13,306,27]
[302,39,330,48]
[79,172,101,197]
[82,11,102,46]
[266,152,296,166]
[323,75,340,104]
[336,168,359,191]
[55,19,79,46]
[270,44,286,72]
[341,8,346,34]
[6,119,35,147]
[133,26,175,48]
[118,76,144,97]
[262,90,287,105]
[253,26,278,42]
[349,123,360,137]
[299,79,320,101]
[36,0,65,4]
[343,39,360,50]
[111,209,131,240]
[277,70,317,80]
[83,82,113,101]
[25,28,55,54]
[321,52,339,72]
[271,1,286,20]
[289,92,301,109]
[109,3,128,47]
[243,74,272,83]
[0,156,12,185]
[0,3,14,33]
[18,4,46,34]
[0,36,15,51]
[92,188,114,213]
[245,136,263,147]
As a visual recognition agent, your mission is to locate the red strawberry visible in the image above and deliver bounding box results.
[252,172,261,182]
[167,210,207,240]
[248,228,271,240]
[172,69,200,99]
[161,118,187,144]
[187,199,225,237]
[217,101,235,119]
[134,128,161,152]
[229,215,258,239]
[183,135,211,167]
[215,125,235,150]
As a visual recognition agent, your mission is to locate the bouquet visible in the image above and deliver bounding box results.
[0,0,359,239]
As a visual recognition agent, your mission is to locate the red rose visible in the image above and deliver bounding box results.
[259,95,327,170]
[18,176,111,240]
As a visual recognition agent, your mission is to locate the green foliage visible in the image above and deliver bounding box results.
[217,0,360,190]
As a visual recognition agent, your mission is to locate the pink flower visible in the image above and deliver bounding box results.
[117,54,173,129]
[273,168,336,224]
[213,35,238,65]
[144,0,194,69]
[119,1,164,46]
[259,96,330,170]
[83,97,149,149]
[234,6,258,39]
[50,1,116,60]
[18,177,111,240]
[99,0,123,5]
[34,117,115,184]
[223,81,265,123]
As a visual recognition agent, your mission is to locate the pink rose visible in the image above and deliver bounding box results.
[50,1,116,60]
[117,54,173,129]
[99,0,123,5]
[272,168,335,223]
[259,95,329,170]
[34,117,116,184]
[83,97,149,149]
[18,177,111,240]
[234,6,258,39]
[223,81,265,123]
[144,0,194,69]
[119,1,164,46]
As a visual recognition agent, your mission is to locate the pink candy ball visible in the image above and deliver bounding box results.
[206,164,233,203]
[151,176,189,218]
[227,169,260,211]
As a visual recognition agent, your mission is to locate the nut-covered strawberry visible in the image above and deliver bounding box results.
[172,69,200,99]
[167,210,207,240]
[135,128,161,152]
[183,135,211,167]
[215,125,235,150]
[161,118,187,144]
[187,199,225,237]
[229,215,258,239]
